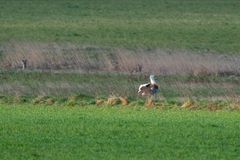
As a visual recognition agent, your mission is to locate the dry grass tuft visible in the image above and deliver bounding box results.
[181,99,194,109]
[229,103,240,110]
[96,99,105,106]
[106,96,120,106]
[207,102,224,111]
[192,67,210,76]
[32,96,46,104]
[68,96,77,101]
[46,98,55,105]
[14,95,22,103]
[67,96,78,106]
[119,97,129,106]
[207,103,219,111]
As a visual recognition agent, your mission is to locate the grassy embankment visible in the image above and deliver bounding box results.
[1,71,240,98]
[0,104,239,160]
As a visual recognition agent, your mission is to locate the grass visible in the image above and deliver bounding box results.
[1,0,240,52]
[0,104,239,159]
[1,1,240,159]
[1,70,240,98]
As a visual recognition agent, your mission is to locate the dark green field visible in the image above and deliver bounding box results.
[1,0,240,52]
[0,104,240,160]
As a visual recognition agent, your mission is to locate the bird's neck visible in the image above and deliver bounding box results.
[150,76,156,84]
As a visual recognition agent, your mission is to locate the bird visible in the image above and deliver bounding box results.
[138,75,159,96]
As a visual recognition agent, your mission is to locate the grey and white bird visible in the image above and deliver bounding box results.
[138,75,159,96]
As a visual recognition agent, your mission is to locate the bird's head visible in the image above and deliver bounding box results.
[150,75,155,79]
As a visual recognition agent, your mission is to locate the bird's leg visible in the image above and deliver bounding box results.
[153,94,158,102]
[145,95,154,108]
[150,95,154,101]
[151,94,159,105]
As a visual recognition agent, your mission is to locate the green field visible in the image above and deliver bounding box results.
[1,0,240,52]
[0,104,240,159]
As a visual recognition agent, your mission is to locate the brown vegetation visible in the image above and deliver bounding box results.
[67,96,78,106]
[229,103,240,110]
[106,96,120,106]
[1,42,240,76]
[207,102,223,112]
[96,99,105,106]
[46,98,55,105]
[181,99,194,109]
[119,97,129,106]
[32,96,46,104]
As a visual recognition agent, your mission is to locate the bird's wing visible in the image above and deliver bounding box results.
[138,83,150,93]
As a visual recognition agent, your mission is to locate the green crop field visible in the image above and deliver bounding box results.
[0,104,240,160]
[0,0,240,52]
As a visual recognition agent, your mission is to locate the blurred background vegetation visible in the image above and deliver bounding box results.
[1,0,240,100]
